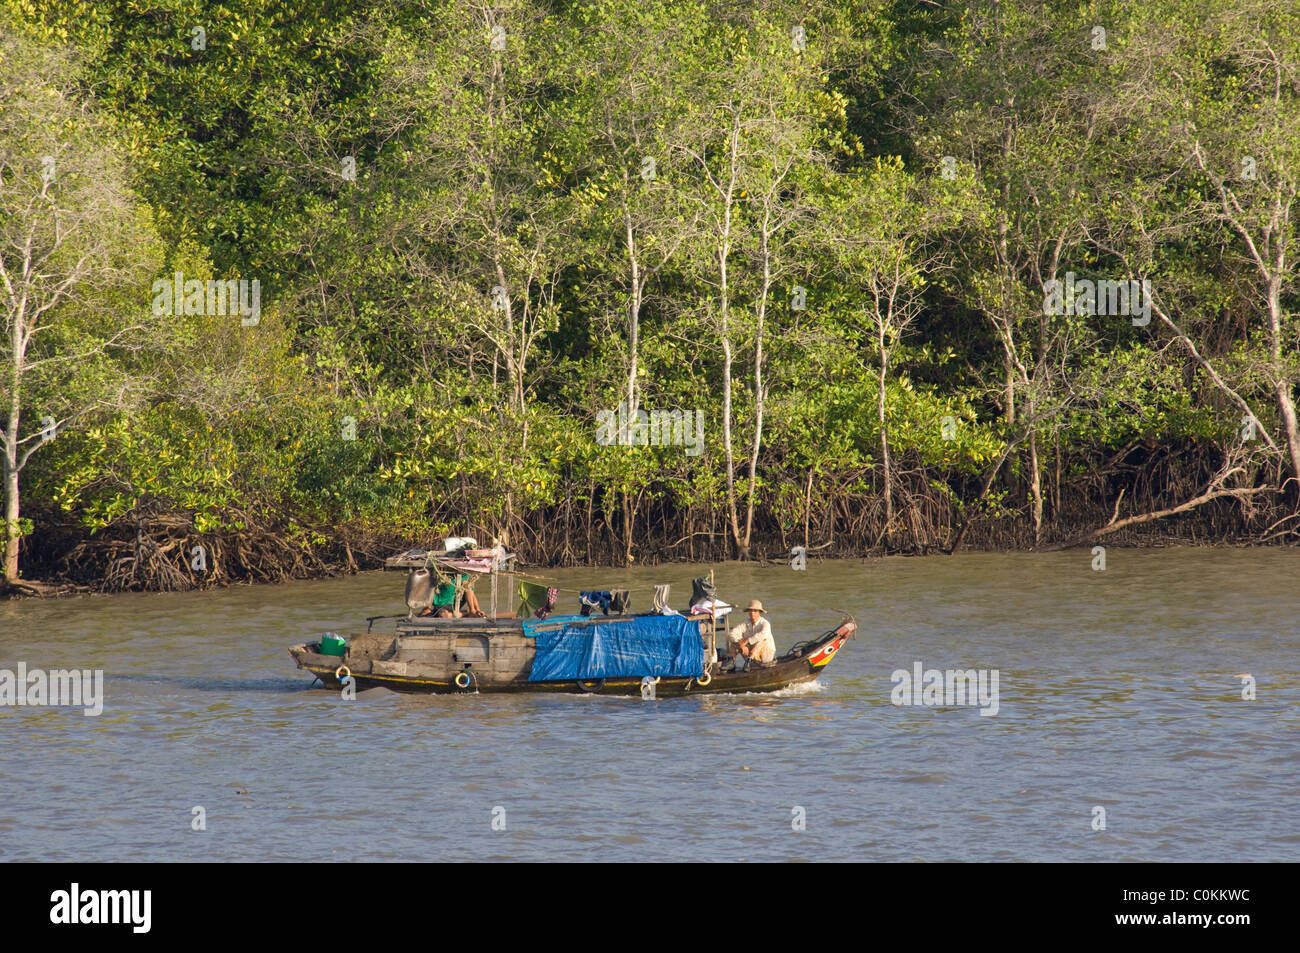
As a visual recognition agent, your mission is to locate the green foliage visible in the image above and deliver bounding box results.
[4,0,1298,574]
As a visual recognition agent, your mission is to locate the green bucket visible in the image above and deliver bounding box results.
[320,633,347,657]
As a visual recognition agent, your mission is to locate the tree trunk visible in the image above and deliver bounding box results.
[1028,429,1043,545]
[1004,360,1015,425]
[1268,281,1300,491]
[622,492,634,566]
[803,468,813,549]
[997,143,1016,430]
[878,325,894,547]
[3,315,23,580]
[721,312,743,558]
[623,180,641,418]
[1274,379,1300,493]
[3,443,19,580]
[742,232,770,552]
[718,152,744,560]
[492,258,523,415]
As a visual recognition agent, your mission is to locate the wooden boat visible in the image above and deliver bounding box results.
[288,613,855,697]
[288,545,854,696]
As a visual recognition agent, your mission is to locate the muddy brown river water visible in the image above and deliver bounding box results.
[1,548,1297,861]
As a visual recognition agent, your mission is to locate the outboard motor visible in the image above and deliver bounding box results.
[405,567,434,615]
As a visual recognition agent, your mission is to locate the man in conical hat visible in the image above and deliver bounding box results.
[728,600,776,668]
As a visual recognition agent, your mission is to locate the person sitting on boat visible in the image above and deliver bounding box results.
[728,600,776,667]
[421,573,468,618]
[459,576,485,618]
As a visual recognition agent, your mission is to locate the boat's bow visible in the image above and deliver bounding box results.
[784,615,855,670]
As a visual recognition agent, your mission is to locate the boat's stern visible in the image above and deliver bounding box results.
[288,642,350,687]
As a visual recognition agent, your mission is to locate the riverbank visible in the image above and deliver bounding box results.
[5,494,1296,599]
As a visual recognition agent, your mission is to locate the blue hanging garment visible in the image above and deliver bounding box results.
[579,590,612,616]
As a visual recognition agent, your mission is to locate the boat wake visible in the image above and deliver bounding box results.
[708,678,827,701]
[765,678,826,698]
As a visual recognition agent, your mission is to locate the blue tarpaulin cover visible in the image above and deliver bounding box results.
[523,614,705,681]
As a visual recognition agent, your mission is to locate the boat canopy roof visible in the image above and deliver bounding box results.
[385,546,514,574]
